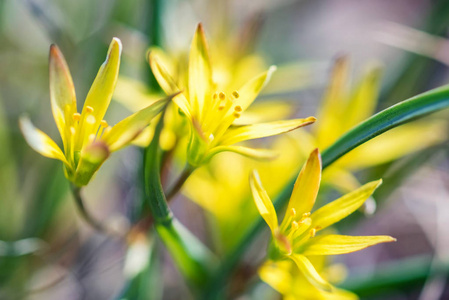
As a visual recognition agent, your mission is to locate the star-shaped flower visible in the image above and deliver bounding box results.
[20,38,174,186]
[250,148,396,291]
[149,24,316,166]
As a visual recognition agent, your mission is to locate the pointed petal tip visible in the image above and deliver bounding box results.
[107,37,123,58]
[268,65,277,73]
[197,22,205,32]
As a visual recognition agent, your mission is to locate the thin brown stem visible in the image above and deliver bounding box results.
[165,164,196,202]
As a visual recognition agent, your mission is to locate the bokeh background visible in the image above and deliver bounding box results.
[1,0,449,299]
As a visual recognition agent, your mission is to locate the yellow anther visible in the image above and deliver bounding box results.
[100,120,108,127]
[72,113,81,121]
[233,112,241,118]
[219,92,226,100]
[291,221,299,230]
[234,105,242,112]
[103,126,112,135]
[86,115,96,124]
[290,208,297,217]
[310,228,316,238]
[232,90,240,98]
[213,92,218,99]
[302,212,311,218]
[86,106,94,113]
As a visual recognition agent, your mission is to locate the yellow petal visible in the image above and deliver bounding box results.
[233,100,294,125]
[342,64,382,132]
[19,117,68,165]
[289,254,333,292]
[249,170,278,236]
[74,142,110,186]
[258,260,293,295]
[114,76,164,111]
[311,179,382,230]
[315,56,349,149]
[301,234,396,255]
[149,52,191,119]
[49,44,77,150]
[218,117,316,145]
[189,23,212,120]
[207,145,278,161]
[102,94,175,151]
[283,149,322,225]
[235,66,276,112]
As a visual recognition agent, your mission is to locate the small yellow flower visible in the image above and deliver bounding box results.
[250,149,396,291]
[20,38,174,186]
[149,24,316,166]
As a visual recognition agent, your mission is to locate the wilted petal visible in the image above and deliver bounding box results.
[49,45,77,149]
[102,94,175,151]
[19,117,68,164]
[289,254,333,292]
[218,117,316,145]
[236,66,276,112]
[249,170,279,236]
[311,179,382,231]
[189,23,212,120]
[301,234,396,255]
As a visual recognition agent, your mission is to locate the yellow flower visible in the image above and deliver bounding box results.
[295,57,447,193]
[149,23,316,166]
[250,149,396,291]
[260,258,358,300]
[20,38,173,186]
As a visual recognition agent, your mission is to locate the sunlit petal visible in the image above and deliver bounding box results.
[207,145,278,161]
[19,117,68,165]
[218,117,316,145]
[289,254,333,292]
[301,234,396,255]
[236,66,276,112]
[250,170,279,236]
[311,179,382,231]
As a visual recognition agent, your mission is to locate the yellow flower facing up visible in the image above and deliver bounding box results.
[149,24,316,166]
[250,149,396,292]
[20,38,174,186]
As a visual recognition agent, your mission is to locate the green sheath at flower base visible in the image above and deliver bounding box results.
[20,38,176,186]
[250,149,396,293]
[149,23,316,167]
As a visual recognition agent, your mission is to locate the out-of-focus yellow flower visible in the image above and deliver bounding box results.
[20,38,173,186]
[250,149,395,292]
[149,24,316,166]
[296,57,447,193]
[260,258,357,300]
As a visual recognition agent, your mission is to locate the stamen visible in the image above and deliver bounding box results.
[302,212,311,218]
[103,126,112,135]
[310,228,316,238]
[72,113,81,121]
[290,208,297,218]
[100,120,108,127]
[219,92,226,100]
[233,112,241,118]
[213,92,218,100]
[232,91,240,98]
[234,105,242,112]
[88,133,96,143]
[86,115,96,124]
[70,126,76,135]
[86,106,94,113]
[291,221,299,231]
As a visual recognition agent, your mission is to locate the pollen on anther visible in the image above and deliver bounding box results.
[234,105,242,112]
[290,208,297,217]
[100,120,108,127]
[303,212,311,218]
[213,92,218,100]
[233,112,241,118]
[310,228,316,238]
[72,113,81,121]
[219,92,226,100]
[291,221,299,230]
[232,91,240,98]
[86,106,94,113]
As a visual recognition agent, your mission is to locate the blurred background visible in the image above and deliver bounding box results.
[1,0,449,299]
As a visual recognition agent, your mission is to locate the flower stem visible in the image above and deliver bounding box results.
[165,164,196,202]
[70,184,123,238]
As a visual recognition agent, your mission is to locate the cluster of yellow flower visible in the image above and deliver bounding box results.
[19,22,446,299]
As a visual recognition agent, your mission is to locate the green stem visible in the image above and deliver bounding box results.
[203,83,449,298]
[165,164,196,202]
[144,112,217,289]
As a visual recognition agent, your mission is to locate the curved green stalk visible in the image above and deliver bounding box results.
[144,112,217,289]
[202,84,449,298]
